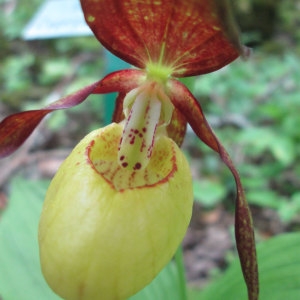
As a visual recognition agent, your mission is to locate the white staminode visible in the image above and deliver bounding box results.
[118,87,161,171]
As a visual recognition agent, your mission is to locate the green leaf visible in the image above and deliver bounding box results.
[246,190,282,209]
[198,232,300,300]
[0,177,61,300]
[269,135,295,166]
[129,259,184,300]
[193,179,226,208]
[40,58,71,85]
[278,192,300,222]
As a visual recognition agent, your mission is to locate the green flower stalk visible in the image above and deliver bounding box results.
[0,1,259,299]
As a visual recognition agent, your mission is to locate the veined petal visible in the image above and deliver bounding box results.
[80,0,245,77]
[0,82,99,158]
[0,70,146,158]
[169,79,259,300]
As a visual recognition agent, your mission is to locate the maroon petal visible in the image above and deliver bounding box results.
[0,82,99,158]
[80,0,245,77]
[0,70,145,158]
[169,79,259,300]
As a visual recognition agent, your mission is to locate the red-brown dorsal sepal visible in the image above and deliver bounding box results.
[80,0,243,77]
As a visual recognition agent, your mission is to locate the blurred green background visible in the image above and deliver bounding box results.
[1,0,300,299]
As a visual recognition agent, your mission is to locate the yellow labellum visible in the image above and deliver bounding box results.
[39,123,193,300]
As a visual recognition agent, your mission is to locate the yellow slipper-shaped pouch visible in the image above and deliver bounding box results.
[39,122,193,300]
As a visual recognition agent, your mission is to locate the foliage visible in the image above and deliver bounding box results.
[0,177,59,300]
[0,0,43,39]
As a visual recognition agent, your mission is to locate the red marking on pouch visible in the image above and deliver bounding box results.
[85,139,95,162]
[140,139,146,152]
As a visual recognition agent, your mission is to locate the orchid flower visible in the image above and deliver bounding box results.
[0,1,258,300]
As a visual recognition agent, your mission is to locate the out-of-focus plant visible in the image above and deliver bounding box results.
[0,1,258,299]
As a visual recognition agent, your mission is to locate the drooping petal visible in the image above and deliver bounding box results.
[169,79,259,300]
[0,70,146,158]
[0,82,99,158]
[80,0,246,77]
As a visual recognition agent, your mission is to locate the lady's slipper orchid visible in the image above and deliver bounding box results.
[0,1,258,300]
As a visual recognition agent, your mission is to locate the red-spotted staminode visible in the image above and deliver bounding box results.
[0,1,258,300]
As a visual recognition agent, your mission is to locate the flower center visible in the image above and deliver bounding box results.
[118,81,173,171]
[146,62,173,84]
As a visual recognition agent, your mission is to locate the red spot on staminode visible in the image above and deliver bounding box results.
[142,127,147,132]
[134,129,139,134]
[140,139,147,152]
[122,162,128,168]
[120,155,125,161]
[134,162,142,170]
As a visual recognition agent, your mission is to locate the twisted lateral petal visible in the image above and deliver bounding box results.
[168,79,218,151]
[0,82,99,158]
[168,79,259,300]
[80,0,243,77]
[0,70,145,159]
